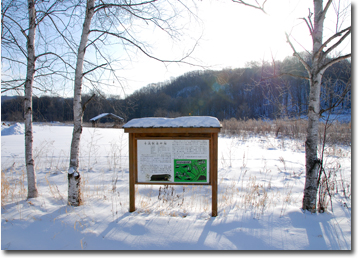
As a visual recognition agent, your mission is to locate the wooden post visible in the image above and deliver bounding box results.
[211,132,218,217]
[129,133,136,212]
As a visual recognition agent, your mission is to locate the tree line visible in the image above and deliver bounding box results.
[2,56,351,123]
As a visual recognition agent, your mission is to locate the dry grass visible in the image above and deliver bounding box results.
[319,121,351,146]
[82,122,124,128]
[1,120,351,218]
[221,118,351,145]
[1,168,27,207]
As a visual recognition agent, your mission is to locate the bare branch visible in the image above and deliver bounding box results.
[93,0,158,13]
[1,81,26,93]
[90,29,200,66]
[232,0,267,14]
[2,23,28,58]
[300,8,314,35]
[320,53,351,73]
[313,26,350,61]
[300,17,313,35]
[320,76,351,115]
[45,11,78,55]
[316,0,333,24]
[285,33,311,75]
[2,13,28,38]
[85,31,106,49]
[82,63,108,76]
[82,93,96,114]
[35,0,62,26]
[322,26,351,57]
[323,0,333,18]
[1,56,27,66]
[308,8,314,32]
[35,51,76,71]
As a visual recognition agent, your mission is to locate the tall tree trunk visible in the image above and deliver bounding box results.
[285,0,350,212]
[302,0,325,212]
[68,0,95,206]
[24,0,38,199]
[302,72,322,211]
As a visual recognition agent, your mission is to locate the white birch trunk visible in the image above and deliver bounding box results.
[283,0,350,212]
[302,72,322,211]
[24,0,38,199]
[302,0,325,212]
[68,0,95,206]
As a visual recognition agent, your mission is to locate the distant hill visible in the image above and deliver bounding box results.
[1,96,17,103]
[1,57,351,123]
[121,57,351,121]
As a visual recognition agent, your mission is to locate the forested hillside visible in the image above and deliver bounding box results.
[1,56,351,123]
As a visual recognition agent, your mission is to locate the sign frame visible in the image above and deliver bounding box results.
[137,139,210,184]
[123,126,220,217]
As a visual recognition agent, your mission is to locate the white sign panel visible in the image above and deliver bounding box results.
[137,139,209,183]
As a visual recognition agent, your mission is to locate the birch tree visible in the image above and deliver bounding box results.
[24,0,38,198]
[231,0,351,212]
[67,0,95,206]
[67,0,200,205]
[2,0,67,198]
[285,0,351,212]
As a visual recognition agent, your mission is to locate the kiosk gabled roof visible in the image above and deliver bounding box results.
[123,116,221,128]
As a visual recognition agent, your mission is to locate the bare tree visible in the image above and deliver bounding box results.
[67,0,201,205]
[285,0,351,212]
[231,0,351,212]
[67,0,95,206]
[24,0,38,198]
[1,0,67,198]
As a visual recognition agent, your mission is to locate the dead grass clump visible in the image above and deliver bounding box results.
[1,168,27,206]
[221,118,274,137]
[221,117,240,135]
[1,171,11,207]
[273,118,307,140]
[221,118,350,145]
[319,121,351,146]
[241,176,269,218]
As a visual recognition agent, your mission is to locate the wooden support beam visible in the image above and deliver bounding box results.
[129,133,136,212]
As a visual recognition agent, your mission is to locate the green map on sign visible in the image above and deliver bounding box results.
[174,159,207,182]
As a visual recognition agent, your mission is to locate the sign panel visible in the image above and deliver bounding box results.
[137,139,209,183]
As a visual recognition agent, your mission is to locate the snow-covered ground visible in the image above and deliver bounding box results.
[1,122,351,250]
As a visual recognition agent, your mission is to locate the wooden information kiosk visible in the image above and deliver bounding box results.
[123,116,221,217]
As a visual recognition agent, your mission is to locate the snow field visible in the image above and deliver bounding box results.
[1,123,351,250]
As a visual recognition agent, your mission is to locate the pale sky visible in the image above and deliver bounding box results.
[3,0,350,98]
[106,0,351,98]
